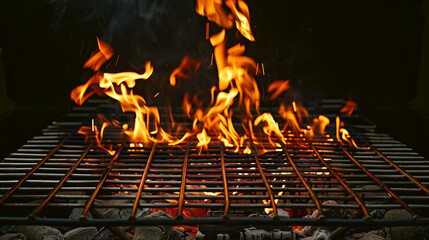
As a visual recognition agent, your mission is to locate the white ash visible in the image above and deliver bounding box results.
[297,200,339,237]
[384,209,424,240]
[240,227,295,240]
[0,233,26,240]
[132,211,174,240]
[300,228,330,240]
[63,227,97,240]
[170,228,193,240]
[17,226,63,240]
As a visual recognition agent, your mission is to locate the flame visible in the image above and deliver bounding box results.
[336,116,369,149]
[268,80,290,100]
[340,100,357,116]
[255,113,285,146]
[302,115,330,138]
[196,129,211,152]
[78,125,115,155]
[71,39,174,146]
[83,37,114,71]
[169,56,201,86]
[224,0,255,41]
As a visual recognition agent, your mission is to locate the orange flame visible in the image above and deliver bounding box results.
[268,80,290,100]
[169,56,201,87]
[340,100,357,116]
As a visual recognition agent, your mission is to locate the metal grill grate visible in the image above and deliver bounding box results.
[1,100,429,227]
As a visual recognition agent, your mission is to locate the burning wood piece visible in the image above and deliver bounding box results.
[17,226,63,240]
[63,227,98,240]
[0,233,26,240]
[132,211,174,240]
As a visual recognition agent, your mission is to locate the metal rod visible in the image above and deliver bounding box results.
[305,137,369,217]
[0,216,428,227]
[220,144,230,216]
[177,144,190,219]
[90,207,131,240]
[131,143,156,218]
[278,141,322,216]
[372,147,429,195]
[250,144,277,216]
[0,134,71,206]
[30,144,93,217]
[337,141,415,216]
[82,138,127,217]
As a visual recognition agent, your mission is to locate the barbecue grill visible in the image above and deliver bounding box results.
[0,99,428,233]
[1,0,429,239]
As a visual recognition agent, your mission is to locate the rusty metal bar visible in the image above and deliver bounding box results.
[250,144,277,216]
[220,144,230,216]
[30,143,93,217]
[278,140,323,216]
[131,143,156,218]
[82,138,127,217]
[0,134,71,206]
[337,141,415,216]
[372,147,429,195]
[90,207,131,240]
[177,144,190,219]
[305,137,369,217]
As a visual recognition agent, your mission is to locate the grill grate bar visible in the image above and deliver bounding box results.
[338,141,416,216]
[82,137,127,217]
[372,147,429,195]
[220,144,230,216]
[305,136,369,217]
[131,143,156,217]
[278,140,323,216]
[250,144,278,216]
[0,103,428,227]
[176,144,190,219]
[0,134,71,206]
[30,143,93,217]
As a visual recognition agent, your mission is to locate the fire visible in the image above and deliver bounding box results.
[169,56,201,87]
[340,100,358,116]
[78,125,115,155]
[268,80,290,100]
[196,0,255,42]
[70,1,366,156]
[254,113,285,146]
[336,116,369,149]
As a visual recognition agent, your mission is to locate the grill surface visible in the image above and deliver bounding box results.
[0,99,428,227]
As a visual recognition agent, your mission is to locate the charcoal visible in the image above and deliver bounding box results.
[300,228,331,240]
[358,230,386,240]
[94,198,151,219]
[297,201,338,237]
[170,228,193,240]
[132,211,173,240]
[68,200,93,220]
[18,226,63,240]
[0,233,26,240]
[240,227,294,240]
[270,209,290,218]
[384,209,424,240]
[63,227,98,240]
[92,227,132,240]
